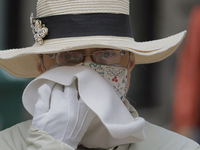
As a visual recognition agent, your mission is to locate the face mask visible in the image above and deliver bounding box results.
[76,62,128,101]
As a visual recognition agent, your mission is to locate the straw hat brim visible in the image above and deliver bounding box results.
[0,31,186,78]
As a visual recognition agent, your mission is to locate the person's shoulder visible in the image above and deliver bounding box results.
[0,120,31,136]
[0,120,32,150]
[130,121,200,150]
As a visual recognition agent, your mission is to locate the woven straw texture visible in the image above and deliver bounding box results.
[0,0,186,78]
[0,32,186,78]
[37,0,129,17]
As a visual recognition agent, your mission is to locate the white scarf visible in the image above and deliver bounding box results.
[23,66,146,148]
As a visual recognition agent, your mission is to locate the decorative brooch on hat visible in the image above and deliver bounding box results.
[30,13,48,45]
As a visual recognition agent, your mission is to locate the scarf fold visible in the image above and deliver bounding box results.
[23,66,146,148]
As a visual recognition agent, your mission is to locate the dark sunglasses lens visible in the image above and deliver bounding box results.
[93,50,121,64]
[56,52,83,65]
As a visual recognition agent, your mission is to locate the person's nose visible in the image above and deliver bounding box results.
[84,55,93,62]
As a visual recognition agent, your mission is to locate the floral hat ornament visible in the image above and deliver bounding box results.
[30,13,48,45]
[0,0,186,78]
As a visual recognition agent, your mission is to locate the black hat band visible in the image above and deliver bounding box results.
[38,13,133,40]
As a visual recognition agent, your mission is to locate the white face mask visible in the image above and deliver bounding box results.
[76,62,128,101]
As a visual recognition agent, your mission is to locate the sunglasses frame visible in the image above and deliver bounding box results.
[47,50,126,65]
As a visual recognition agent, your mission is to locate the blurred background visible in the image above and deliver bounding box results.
[0,0,200,143]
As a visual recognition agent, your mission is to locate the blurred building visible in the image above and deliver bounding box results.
[129,0,199,129]
[0,0,36,130]
[147,0,200,128]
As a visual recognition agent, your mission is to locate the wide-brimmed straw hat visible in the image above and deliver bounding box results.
[0,0,186,78]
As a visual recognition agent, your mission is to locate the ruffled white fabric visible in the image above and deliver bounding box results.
[23,66,145,148]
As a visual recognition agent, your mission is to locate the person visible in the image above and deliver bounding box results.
[0,0,199,150]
